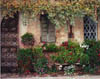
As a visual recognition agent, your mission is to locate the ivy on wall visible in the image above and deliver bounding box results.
[0,0,100,27]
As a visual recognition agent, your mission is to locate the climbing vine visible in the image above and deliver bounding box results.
[0,0,100,27]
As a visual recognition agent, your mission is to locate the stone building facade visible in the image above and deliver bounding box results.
[0,12,100,48]
[18,14,100,48]
[0,8,100,73]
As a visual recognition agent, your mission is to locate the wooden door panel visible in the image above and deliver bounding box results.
[1,13,19,73]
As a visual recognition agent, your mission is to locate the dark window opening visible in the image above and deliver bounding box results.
[40,14,56,43]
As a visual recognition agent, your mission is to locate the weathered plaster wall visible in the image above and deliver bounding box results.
[19,14,41,48]
[55,17,84,45]
[18,15,68,47]
[27,16,41,45]
[18,14,28,48]
[19,15,85,48]
[98,18,100,40]
[19,12,93,49]
[56,27,68,45]
[73,18,84,43]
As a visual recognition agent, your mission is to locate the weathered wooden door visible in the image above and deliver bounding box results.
[1,13,19,73]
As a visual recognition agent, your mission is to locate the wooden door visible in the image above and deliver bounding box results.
[1,13,19,73]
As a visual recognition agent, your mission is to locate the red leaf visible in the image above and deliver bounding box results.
[98,54,100,56]
[69,52,73,55]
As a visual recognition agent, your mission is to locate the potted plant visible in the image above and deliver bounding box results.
[21,33,35,47]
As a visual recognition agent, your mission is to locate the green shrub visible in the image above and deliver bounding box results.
[21,33,35,46]
[59,46,66,52]
[83,65,97,74]
[17,40,100,74]
[17,47,44,74]
[32,46,44,59]
[50,65,57,73]
[51,49,80,64]
[32,46,50,74]
[51,41,84,65]
[68,40,84,53]
[34,57,49,74]
[83,39,96,47]
[51,53,65,64]
[80,53,89,65]
[83,40,100,66]
[45,43,58,52]
[17,48,34,73]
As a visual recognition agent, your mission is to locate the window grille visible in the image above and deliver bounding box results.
[84,16,97,40]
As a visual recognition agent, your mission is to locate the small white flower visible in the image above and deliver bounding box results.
[64,66,68,71]
[82,65,86,68]
[59,65,62,67]
[80,44,89,49]
[58,65,63,70]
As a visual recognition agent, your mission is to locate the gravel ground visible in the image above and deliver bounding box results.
[1,73,100,79]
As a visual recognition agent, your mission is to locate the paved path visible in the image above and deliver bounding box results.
[1,74,100,79]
